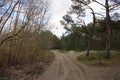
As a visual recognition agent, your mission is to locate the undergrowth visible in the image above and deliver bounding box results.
[77,51,120,67]
[0,46,54,80]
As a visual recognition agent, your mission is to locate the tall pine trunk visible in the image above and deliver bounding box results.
[105,0,111,58]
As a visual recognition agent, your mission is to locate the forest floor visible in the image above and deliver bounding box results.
[0,51,55,80]
[39,50,120,80]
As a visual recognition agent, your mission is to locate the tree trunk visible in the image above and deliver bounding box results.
[86,36,92,56]
[86,11,96,56]
[105,0,111,58]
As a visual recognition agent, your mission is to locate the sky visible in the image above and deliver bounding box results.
[50,0,104,38]
[50,0,72,37]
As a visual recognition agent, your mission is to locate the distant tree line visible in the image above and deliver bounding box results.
[52,18,120,53]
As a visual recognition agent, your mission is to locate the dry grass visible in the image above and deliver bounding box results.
[67,50,120,80]
[0,46,55,80]
[77,51,120,66]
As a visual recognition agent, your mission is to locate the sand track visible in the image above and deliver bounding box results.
[39,50,86,80]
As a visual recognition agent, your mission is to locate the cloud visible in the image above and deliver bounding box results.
[50,0,72,37]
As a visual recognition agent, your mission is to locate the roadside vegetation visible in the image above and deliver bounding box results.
[77,51,120,66]
[0,0,55,79]
[0,30,55,80]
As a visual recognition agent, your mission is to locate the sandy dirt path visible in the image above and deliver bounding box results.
[39,50,86,80]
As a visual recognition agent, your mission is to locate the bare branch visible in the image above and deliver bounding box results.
[94,0,106,7]
[0,0,20,34]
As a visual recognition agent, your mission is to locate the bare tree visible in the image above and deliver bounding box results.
[0,0,52,67]
[0,0,46,45]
